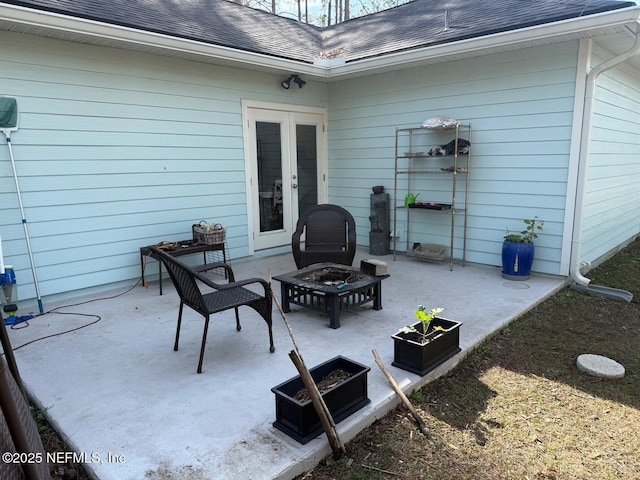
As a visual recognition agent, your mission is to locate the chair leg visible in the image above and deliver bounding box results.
[174,301,184,351]
[268,322,275,353]
[197,315,211,374]
[258,304,275,353]
[251,303,275,353]
[235,307,241,331]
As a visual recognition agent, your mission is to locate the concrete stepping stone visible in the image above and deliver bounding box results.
[576,354,625,379]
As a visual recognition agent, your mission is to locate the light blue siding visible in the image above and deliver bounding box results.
[581,44,640,265]
[327,42,581,275]
[3,25,640,305]
[0,31,325,301]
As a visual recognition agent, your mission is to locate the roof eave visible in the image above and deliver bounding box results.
[0,3,327,78]
[325,6,640,79]
[1,4,639,80]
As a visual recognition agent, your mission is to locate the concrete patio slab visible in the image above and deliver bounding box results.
[7,248,565,480]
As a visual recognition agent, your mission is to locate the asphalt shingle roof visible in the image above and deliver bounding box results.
[324,0,637,61]
[4,0,322,62]
[2,0,636,63]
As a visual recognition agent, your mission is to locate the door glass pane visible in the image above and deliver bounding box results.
[296,124,318,216]
[256,121,283,232]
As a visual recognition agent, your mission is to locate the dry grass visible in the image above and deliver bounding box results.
[31,402,90,480]
[298,238,640,480]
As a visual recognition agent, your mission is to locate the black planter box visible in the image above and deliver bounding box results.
[391,317,462,376]
[271,356,371,444]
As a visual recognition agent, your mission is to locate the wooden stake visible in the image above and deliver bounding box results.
[269,273,345,457]
[362,464,400,476]
[289,350,345,458]
[372,349,429,436]
[270,272,304,354]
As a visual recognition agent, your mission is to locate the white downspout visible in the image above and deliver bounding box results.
[570,26,640,286]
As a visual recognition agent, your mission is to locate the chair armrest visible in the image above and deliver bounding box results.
[193,262,236,282]
[291,228,304,269]
[221,277,272,295]
[197,273,272,298]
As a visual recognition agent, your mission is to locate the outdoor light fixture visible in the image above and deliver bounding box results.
[281,76,292,89]
[292,75,306,88]
[281,74,306,89]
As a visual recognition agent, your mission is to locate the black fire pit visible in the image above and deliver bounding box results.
[273,263,389,328]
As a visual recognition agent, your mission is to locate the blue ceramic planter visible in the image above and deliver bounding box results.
[502,240,534,280]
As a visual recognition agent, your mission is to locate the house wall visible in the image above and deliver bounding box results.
[5,27,638,305]
[0,31,326,302]
[581,43,640,267]
[327,41,582,276]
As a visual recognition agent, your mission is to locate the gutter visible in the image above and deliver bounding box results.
[568,22,640,302]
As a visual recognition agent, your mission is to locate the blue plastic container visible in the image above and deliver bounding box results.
[0,266,16,286]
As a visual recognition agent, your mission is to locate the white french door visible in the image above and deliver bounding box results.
[244,102,327,251]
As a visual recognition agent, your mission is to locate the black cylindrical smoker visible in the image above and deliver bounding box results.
[369,185,390,255]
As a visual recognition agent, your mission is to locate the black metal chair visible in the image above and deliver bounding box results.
[147,246,274,374]
[291,204,356,269]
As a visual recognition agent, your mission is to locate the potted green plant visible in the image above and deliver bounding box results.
[391,306,462,376]
[502,217,544,281]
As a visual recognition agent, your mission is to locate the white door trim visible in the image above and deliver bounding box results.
[242,100,327,254]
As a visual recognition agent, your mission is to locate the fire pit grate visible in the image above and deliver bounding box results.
[296,267,364,286]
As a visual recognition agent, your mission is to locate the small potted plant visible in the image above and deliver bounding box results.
[502,217,544,281]
[391,306,462,376]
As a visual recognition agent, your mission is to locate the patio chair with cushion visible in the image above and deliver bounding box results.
[147,246,275,374]
[292,204,356,269]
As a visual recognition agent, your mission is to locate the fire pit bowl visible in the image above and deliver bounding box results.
[296,267,363,286]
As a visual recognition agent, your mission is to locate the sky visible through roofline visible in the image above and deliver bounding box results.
[240,0,411,26]
[243,0,637,27]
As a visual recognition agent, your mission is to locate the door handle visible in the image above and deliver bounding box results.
[292,183,298,189]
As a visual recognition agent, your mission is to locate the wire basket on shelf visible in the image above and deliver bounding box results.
[192,221,226,245]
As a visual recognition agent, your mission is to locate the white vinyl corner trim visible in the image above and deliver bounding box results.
[570,23,640,286]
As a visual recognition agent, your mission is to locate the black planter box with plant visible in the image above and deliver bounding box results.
[271,355,371,444]
[391,317,462,376]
